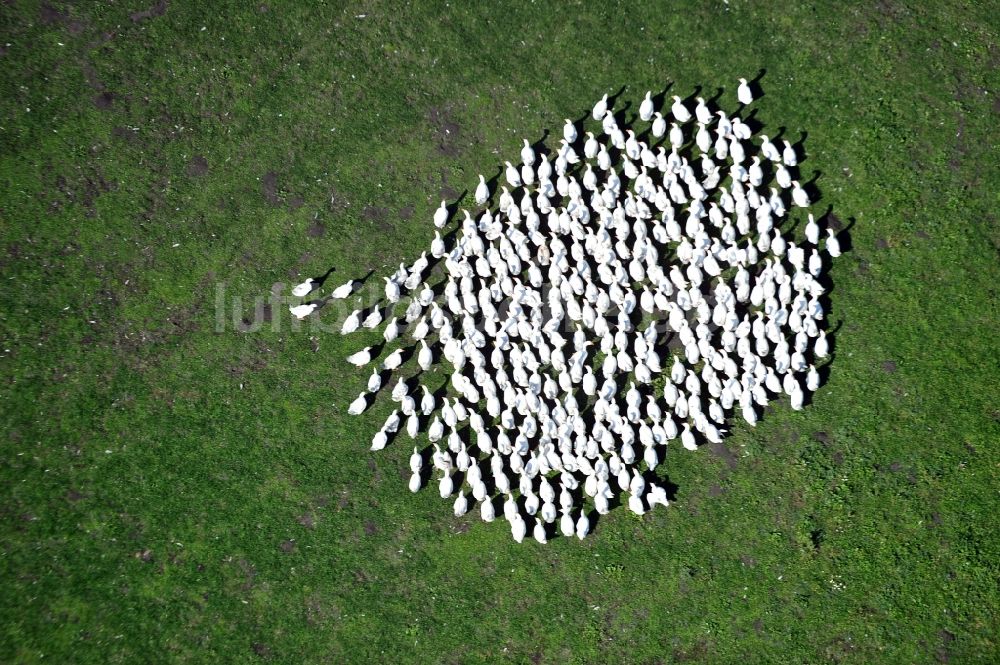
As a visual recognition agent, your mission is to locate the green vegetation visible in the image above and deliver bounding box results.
[1,1,998,662]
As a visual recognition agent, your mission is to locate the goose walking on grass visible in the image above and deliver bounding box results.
[330,280,355,299]
[346,347,372,367]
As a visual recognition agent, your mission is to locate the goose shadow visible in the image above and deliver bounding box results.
[741,108,765,136]
[707,86,725,107]
[309,266,337,289]
[749,68,767,99]
[803,169,822,203]
[650,81,674,115]
[606,84,628,111]
[572,110,591,127]
[816,351,837,391]
[483,166,504,204]
[792,130,809,164]
[354,268,378,288]
[829,213,856,253]
[681,85,703,107]
[529,129,550,158]
[445,189,468,216]
[611,100,633,129]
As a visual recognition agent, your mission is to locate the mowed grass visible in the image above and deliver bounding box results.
[1,0,999,662]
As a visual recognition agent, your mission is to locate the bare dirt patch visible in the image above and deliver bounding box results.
[707,443,738,470]
[262,171,280,206]
[882,360,897,373]
[297,513,315,528]
[279,539,296,553]
[306,220,325,238]
[130,0,168,23]
[39,2,68,25]
[427,105,463,157]
[93,91,115,110]
[186,155,208,177]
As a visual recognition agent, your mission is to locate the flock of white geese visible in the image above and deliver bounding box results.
[291,79,840,542]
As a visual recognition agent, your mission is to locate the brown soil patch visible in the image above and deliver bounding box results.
[279,539,295,553]
[363,520,378,536]
[186,155,208,177]
[707,442,738,470]
[399,205,414,220]
[39,2,68,24]
[287,195,304,210]
[297,513,315,528]
[130,0,168,23]
[306,221,325,238]
[93,91,115,110]
[262,171,280,206]
[362,205,389,222]
[882,360,897,373]
[427,105,463,157]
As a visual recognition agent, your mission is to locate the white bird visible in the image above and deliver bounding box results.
[475,175,489,206]
[433,200,449,228]
[782,140,797,166]
[362,308,382,329]
[670,96,691,123]
[737,77,753,105]
[511,513,526,543]
[791,181,810,208]
[695,97,712,125]
[347,392,368,415]
[639,91,654,122]
[367,369,381,393]
[417,340,433,371]
[575,512,590,540]
[681,424,697,451]
[341,310,361,334]
[481,498,496,522]
[592,94,609,120]
[453,491,468,517]
[330,280,355,299]
[382,348,404,370]
[533,521,547,544]
[504,161,522,188]
[826,229,842,258]
[805,214,820,245]
[559,509,574,537]
[346,347,372,367]
[383,317,399,343]
[563,119,577,144]
[648,485,670,510]
[292,279,317,297]
[520,139,536,166]
[651,112,666,138]
[289,303,318,319]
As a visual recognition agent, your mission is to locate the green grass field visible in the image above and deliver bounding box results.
[2,1,999,662]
